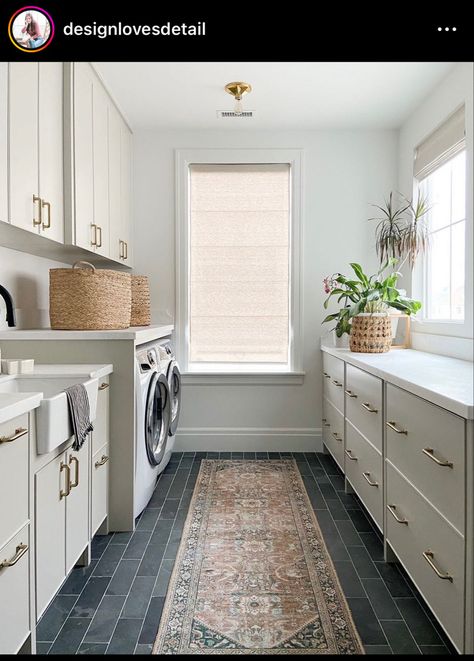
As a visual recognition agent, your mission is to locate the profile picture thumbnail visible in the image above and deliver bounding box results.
[9,6,55,53]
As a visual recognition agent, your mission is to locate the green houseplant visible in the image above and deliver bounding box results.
[322,259,421,352]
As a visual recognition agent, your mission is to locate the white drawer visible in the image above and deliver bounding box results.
[386,384,465,534]
[345,364,383,452]
[0,523,30,654]
[91,443,109,536]
[323,398,344,471]
[323,353,344,413]
[0,414,29,549]
[386,461,464,651]
[345,421,383,530]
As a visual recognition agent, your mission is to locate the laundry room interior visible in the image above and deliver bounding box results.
[0,60,473,656]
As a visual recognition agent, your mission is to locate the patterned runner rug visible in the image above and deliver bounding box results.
[153,460,364,654]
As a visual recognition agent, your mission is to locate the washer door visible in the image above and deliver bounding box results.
[167,360,181,436]
[145,372,171,466]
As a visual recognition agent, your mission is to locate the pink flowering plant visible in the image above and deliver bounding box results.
[322,259,421,337]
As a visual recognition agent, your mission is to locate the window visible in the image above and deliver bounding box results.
[176,149,302,379]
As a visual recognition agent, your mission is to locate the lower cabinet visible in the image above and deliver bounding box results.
[0,523,30,654]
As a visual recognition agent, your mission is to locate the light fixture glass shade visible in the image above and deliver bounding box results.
[234,98,243,115]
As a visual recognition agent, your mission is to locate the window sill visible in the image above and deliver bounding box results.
[181,371,306,385]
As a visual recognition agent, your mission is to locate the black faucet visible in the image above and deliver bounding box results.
[0,285,16,327]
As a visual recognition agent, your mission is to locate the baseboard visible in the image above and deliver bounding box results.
[174,427,322,452]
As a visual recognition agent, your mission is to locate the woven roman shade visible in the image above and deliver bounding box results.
[189,163,290,363]
[414,105,466,180]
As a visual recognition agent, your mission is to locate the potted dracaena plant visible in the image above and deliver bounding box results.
[322,259,421,353]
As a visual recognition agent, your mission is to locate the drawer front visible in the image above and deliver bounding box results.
[324,398,344,471]
[386,461,464,651]
[345,421,383,530]
[0,523,30,654]
[323,353,344,413]
[0,414,29,548]
[345,364,383,452]
[386,384,465,533]
[92,443,109,536]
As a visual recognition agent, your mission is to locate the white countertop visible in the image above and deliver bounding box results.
[321,346,473,419]
[0,391,42,424]
[0,324,174,345]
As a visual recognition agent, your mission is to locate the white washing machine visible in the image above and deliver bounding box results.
[134,338,181,518]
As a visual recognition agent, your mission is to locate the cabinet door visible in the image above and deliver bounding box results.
[0,414,29,549]
[65,439,90,573]
[35,453,66,619]
[38,63,64,243]
[92,81,110,257]
[9,62,39,234]
[92,444,109,536]
[92,378,109,456]
[73,62,94,251]
[108,104,122,262]
[0,63,7,223]
[120,122,133,266]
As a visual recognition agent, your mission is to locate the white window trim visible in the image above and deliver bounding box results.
[175,148,304,383]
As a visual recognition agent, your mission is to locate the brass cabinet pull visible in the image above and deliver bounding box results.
[322,418,330,428]
[69,455,79,488]
[387,504,408,524]
[345,449,358,461]
[97,226,103,247]
[332,432,342,442]
[422,447,453,468]
[99,382,110,390]
[91,223,98,246]
[33,194,42,226]
[124,242,128,259]
[95,455,109,468]
[60,462,71,499]
[386,421,408,435]
[0,543,28,570]
[345,389,357,398]
[362,402,378,413]
[423,550,453,582]
[323,372,330,379]
[41,199,51,229]
[331,379,343,387]
[363,472,379,487]
[0,427,28,444]
[119,239,124,259]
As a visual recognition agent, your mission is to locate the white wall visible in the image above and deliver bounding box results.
[398,62,473,361]
[134,129,398,450]
[0,245,68,330]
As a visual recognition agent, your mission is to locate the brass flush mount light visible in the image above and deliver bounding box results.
[225,81,252,115]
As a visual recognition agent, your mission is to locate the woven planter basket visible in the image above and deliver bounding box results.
[349,313,392,353]
[130,275,151,327]
[49,261,132,330]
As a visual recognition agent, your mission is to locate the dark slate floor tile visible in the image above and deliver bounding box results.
[48,618,92,655]
[381,620,421,655]
[153,558,174,597]
[394,598,443,645]
[135,643,153,654]
[316,512,351,562]
[256,452,268,459]
[231,452,243,459]
[375,562,413,597]
[186,471,198,488]
[59,559,98,596]
[164,540,180,559]
[93,544,126,577]
[136,508,161,531]
[335,519,362,546]
[179,489,193,510]
[318,482,339,500]
[304,483,327,510]
[91,535,112,559]
[334,561,365,597]
[36,642,52,654]
[244,452,256,459]
[219,452,231,458]
[70,577,110,618]
[106,559,140,596]
[296,461,312,476]
[137,543,166,577]
[190,460,202,473]
[122,575,155,619]
[162,461,179,475]
[362,579,402,620]
[110,532,133,545]
[37,595,78,642]
[150,519,174,545]
[359,532,384,561]
[84,595,126,643]
[106,619,142,655]
[167,469,191,498]
[347,598,387,645]
[347,546,379,579]
[338,492,363,509]
[77,642,107,654]
[183,452,195,457]
[159,498,180,520]
[317,453,341,475]
[151,474,173,498]
[171,452,183,459]
[280,452,292,457]
[325,498,350,520]
[138,596,165,644]
[194,452,206,458]
[365,645,393,654]
[419,645,452,655]
[268,452,280,459]
[329,474,346,491]
[123,531,152,559]
[348,508,375,532]
[206,452,219,459]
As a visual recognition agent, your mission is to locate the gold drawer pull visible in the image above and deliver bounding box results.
[332,432,342,442]
[345,449,358,461]
[362,402,378,413]
[99,382,110,390]
[322,418,330,427]
[422,448,453,468]
[423,550,453,582]
[123,242,128,259]
[0,543,28,569]
[345,389,357,398]
[91,223,98,246]
[363,472,379,487]
[323,372,330,379]
[387,504,408,524]
[387,421,407,435]
[33,194,42,226]
[332,379,343,387]
[60,462,71,499]
[95,455,109,468]
[0,427,28,444]
[41,199,51,229]
[97,225,103,248]
[69,455,79,488]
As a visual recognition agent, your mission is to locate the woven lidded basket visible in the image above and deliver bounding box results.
[130,275,151,327]
[349,314,392,353]
[49,261,132,330]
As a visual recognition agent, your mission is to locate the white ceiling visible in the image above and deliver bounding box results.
[93,62,454,131]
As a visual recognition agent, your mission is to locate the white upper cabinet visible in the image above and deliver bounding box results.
[0,63,8,224]
[92,81,110,258]
[120,123,133,266]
